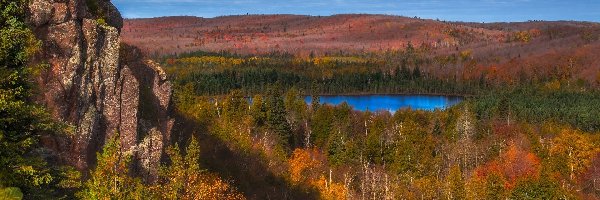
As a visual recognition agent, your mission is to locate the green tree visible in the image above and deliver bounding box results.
[222,89,248,121]
[412,65,421,79]
[155,137,244,200]
[311,105,333,148]
[399,61,411,80]
[485,173,506,200]
[250,94,267,126]
[1,0,68,196]
[310,95,320,112]
[0,187,22,200]
[509,175,567,200]
[174,83,196,110]
[284,87,307,123]
[266,87,292,149]
[77,134,146,200]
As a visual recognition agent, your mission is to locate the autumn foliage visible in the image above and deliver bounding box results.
[288,148,348,200]
[473,143,541,189]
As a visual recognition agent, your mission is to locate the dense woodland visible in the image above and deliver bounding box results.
[171,86,600,199]
[3,0,600,199]
[160,50,600,199]
[161,48,482,96]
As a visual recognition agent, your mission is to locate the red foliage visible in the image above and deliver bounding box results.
[474,143,541,189]
[581,152,600,197]
[493,121,520,139]
[121,15,600,85]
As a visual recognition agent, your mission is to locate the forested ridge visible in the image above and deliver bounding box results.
[157,46,600,198]
[3,0,600,199]
[161,49,482,96]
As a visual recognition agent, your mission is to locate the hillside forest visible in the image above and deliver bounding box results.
[2,0,600,199]
[156,48,600,199]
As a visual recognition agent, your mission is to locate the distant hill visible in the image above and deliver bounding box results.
[122,14,501,56]
[122,14,600,82]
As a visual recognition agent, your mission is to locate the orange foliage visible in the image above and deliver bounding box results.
[185,173,246,200]
[474,143,541,189]
[166,58,176,65]
[288,148,348,200]
[501,145,541,184]
[289,148,324,184]
[314,175,348,200]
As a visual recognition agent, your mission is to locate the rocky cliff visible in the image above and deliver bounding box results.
[27,0,173,181]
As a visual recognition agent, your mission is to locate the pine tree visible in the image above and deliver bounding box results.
[485,173,506,200]
[222,89,247,121]
[412,65,421,79]
[266,87,292,150]
[1,0,67,196]
[250,94,267,126]
[400,60,411,80]
[311,95,321,112]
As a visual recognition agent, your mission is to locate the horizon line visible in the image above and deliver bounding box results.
[122,13,600,24]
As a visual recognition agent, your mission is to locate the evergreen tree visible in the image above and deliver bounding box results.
[311,95,320,112]
[400,60,411,80]
[1,0,68,197]
[510,176,567,199]
[250,94,267,126]
[222,89,247,121]
[266,86,292,150]
[412,65,421,79]
[485,173,507,200]
[155,137,244,200]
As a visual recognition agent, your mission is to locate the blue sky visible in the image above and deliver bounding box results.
[113,0,600,22]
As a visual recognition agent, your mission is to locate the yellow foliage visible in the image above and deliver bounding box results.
[511,31,533,43]
[184,173,246,200]
[312,57,367,66]
[176,56,245,66]
[465,176,486,199]
[459,50,472,61]
[154,138,245,200]
[289,148,322,183]
[544,80,561,91]
[314,175,348,200]
[153,172,245,200]
[413,176,442,199]
[288,149,349,199]
[551,129,599,180]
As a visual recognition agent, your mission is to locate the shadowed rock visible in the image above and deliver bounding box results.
[28,0,173,182]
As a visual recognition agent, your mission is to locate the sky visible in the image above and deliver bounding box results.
[113,0,600,22]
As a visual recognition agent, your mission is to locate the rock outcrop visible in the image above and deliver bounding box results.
[28,0,173,181]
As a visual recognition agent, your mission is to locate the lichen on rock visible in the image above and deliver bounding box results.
[28,0,173,182]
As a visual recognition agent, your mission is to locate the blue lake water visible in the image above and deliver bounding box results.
[304,95,463,112]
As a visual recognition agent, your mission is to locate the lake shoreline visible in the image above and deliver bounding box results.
[304,94,464,112]
[306,92,475,98]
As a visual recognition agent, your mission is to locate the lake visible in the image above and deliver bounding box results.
[304,95,463,112]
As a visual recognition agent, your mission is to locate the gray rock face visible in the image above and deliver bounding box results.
[28,0,173,181]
